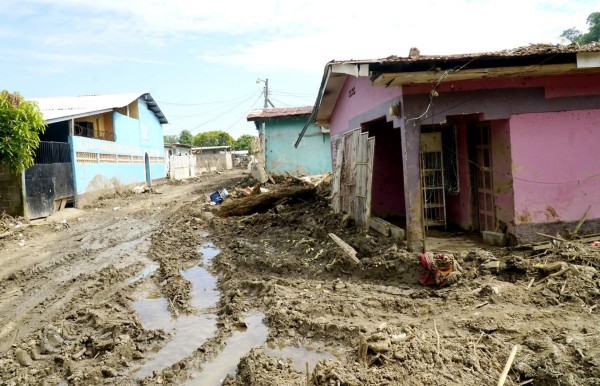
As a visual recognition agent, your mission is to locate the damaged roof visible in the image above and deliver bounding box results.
[294,43,600,147]
[247,106,314,121]
[30,93,168,124]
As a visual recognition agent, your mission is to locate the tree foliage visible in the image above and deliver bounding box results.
[163,134,178,144]
[0,91,46,174]
[192,130,234,147]
[178,129,193,145]
[234,134,257,154]
[561,12,600,44]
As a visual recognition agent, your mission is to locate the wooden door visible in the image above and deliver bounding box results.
[475,123,495,231]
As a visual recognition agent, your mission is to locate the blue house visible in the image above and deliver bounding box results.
[247,106,331,176]
[24,93,167,217]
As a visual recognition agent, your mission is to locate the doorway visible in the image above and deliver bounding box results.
[144,153,151,187]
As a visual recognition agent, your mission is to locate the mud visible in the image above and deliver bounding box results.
[1,169,599,385]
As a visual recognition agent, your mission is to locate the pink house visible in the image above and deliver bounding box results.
[299,44,600,251]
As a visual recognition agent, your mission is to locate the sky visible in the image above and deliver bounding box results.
[1,0,599,140]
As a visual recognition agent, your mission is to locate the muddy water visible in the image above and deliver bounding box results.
[198,242,220,265]
[186,313,268,385]
[132,242,222,378]
[132,243,332,383]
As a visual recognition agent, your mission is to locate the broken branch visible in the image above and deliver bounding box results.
[497,344,520,386]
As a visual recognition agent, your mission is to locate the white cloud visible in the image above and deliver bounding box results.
[2,0,598,73]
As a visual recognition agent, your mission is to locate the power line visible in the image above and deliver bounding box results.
[156,91,259,106]
[188,91,263,132]
[168,91,262,122]
[224,92,265,131]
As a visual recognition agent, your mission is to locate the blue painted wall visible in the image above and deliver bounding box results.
[263,116,331,176]
[71,98,166,195]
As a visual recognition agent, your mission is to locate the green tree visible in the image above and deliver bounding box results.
[234,134,257,154]
[192,130,234,147]
[562,12,600,44]
[0,91,46,174]
[163,134,178,144]
[178,129,193,145]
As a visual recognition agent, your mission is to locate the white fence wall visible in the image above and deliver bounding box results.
[169,155,196,180]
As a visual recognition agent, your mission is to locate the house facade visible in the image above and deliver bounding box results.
[24,93,167,217]
[302,44,600,251]
[248,106,332,176]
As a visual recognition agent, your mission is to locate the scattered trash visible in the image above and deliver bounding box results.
[591,240,600,247]
[133,185,150,194]
[113,207,120,212]
[418,252,462,287]
[210,188,229,204]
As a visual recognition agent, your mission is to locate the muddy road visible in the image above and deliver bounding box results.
[1,169,599,385]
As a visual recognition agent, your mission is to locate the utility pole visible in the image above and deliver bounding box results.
[263,78,274,108]
[256,78,274,170]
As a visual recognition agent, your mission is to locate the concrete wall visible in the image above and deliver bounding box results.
[445,119,473,230]
[329,76,402,139]
[490,119,515,236]
[0,166,23,217]
[72,98,166,202]
[265,116,331,176]
[510,109,600,240]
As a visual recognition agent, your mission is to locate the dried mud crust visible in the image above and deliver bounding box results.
[1,170,599,386]
[0,170,249,385]
[208,182,600,386]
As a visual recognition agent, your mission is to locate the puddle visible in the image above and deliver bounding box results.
[132,297,217,379]
[128,264,160,284]
[130,241,226,380]
[186,313,268,385]
[180,266,219,310]
[197,242,220,265]
[264,344,336,373]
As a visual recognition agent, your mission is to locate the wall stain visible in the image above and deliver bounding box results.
[545,206,559,221]
[517,208,532,224]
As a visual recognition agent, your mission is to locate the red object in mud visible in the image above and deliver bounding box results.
[418,252,454,287]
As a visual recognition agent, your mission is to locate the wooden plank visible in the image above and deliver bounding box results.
[328,233,361,265]
[365,137,375,229]
[372,63,591,87]
[331,138,344,213]
[369,217,391,237]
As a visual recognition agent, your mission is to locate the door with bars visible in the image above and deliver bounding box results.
[474,123,496,232]
[420,132,446,229]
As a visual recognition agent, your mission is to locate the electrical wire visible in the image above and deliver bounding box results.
[157,91,259,106]
[188,91,263,132]
[167,91,261,122]
[223,92,265,131]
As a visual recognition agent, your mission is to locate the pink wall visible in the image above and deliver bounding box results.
[490,120,515,233]
[445,120,473,229]
[510,109,600,224]
[329,76,401,137]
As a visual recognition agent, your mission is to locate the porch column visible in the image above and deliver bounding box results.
[400,119,425,252]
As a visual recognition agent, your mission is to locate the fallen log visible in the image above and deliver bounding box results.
[219,185,316,217]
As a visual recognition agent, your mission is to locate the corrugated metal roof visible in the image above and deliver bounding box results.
[247,106,314,121]
[30,92,168,124]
